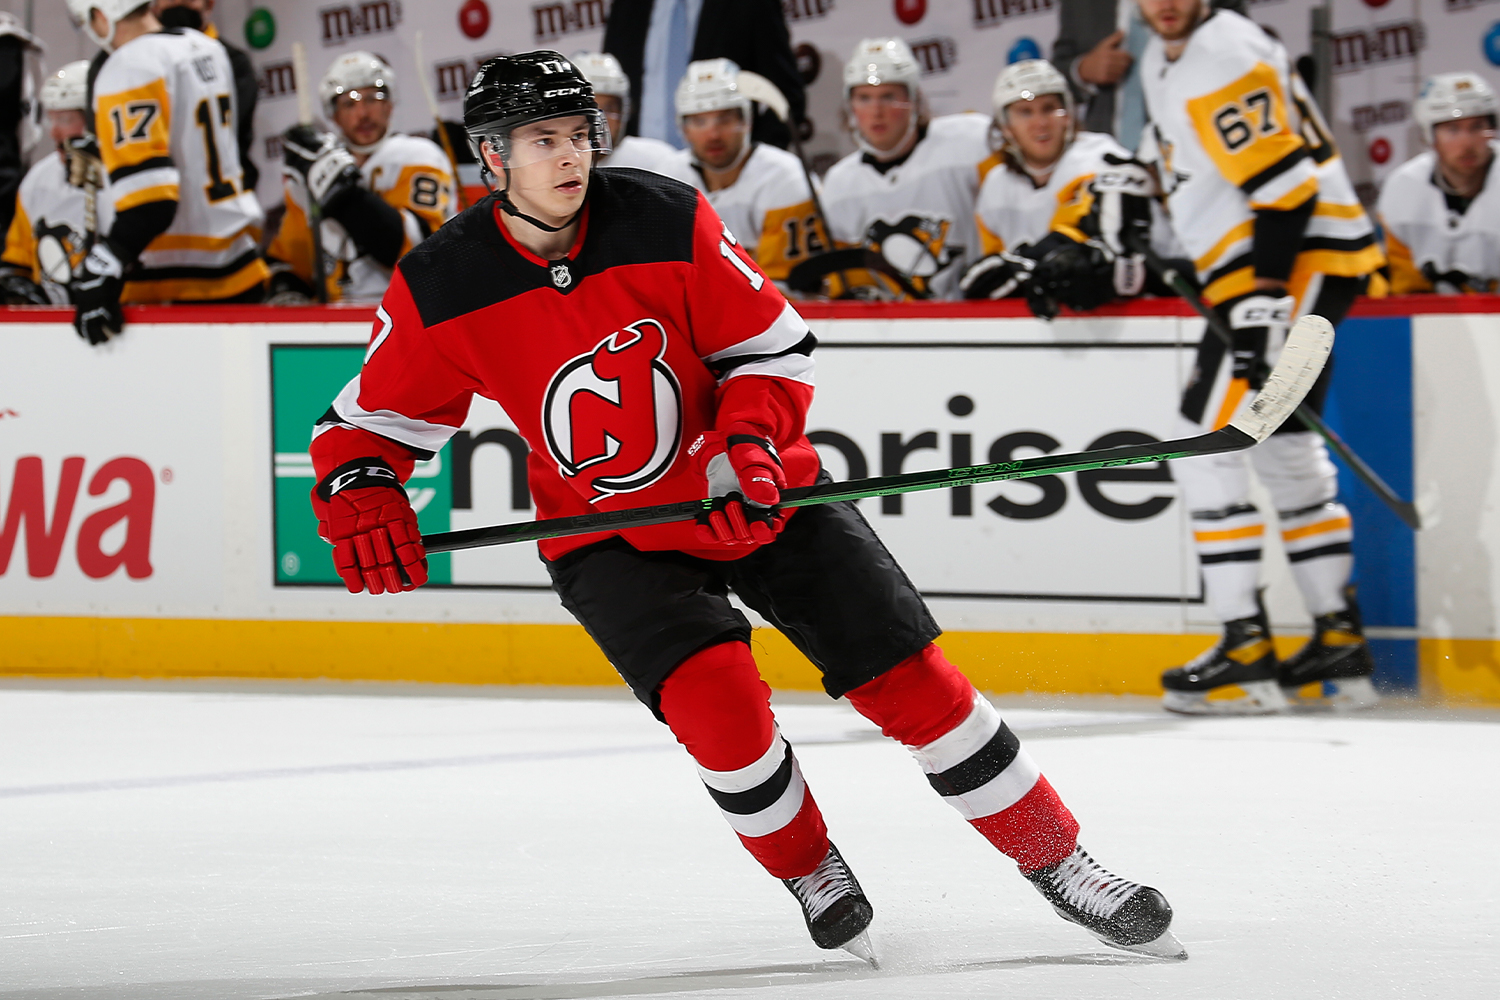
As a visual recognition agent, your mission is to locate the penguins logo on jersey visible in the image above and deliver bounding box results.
[542,319,683,502]
[866,214,960,298]
[34,218,89,294]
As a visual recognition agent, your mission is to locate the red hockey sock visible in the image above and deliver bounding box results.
[658,642,829,879]
[846,644,1078,872]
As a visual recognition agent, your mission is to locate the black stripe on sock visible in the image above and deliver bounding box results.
[1287,541,1353,563]
[1200,549,1262,564]
[925,722,1021,797]
[703,741,794,815]
[1192,502,1260,521]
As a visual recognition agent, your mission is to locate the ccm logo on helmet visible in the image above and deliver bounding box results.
[542,319,683,503]
[543,86,584,98]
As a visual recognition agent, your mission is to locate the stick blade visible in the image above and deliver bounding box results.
[735,71,791,123]
[1228,314,1334,444]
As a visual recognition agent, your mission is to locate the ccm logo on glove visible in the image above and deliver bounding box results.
[689,431,788,546]
[312,457,428,595]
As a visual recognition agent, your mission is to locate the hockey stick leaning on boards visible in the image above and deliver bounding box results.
[1136,243,1425,530]
[290,42,330,304]
[413,31,467,211]
[421,315,1333,554]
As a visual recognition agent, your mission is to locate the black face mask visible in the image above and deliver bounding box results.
[157,6,205,31]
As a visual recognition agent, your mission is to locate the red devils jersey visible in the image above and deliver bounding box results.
[310,167,818,560]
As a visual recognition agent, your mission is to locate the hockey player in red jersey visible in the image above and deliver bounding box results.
[308,51,1185,964]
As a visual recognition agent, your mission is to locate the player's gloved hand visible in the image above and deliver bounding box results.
[311,458,429,594]
[63,134,102,189]
[282,124,360,212]
[689,431,787,546]
[0,269,49,305]
[958,254,1021,300]
[1221,293,1295,389]
[69,240,125,346]
[1024,234,1116,315]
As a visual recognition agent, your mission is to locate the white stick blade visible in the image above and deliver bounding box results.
[735,71,791,123]
[1228,314,1334,443]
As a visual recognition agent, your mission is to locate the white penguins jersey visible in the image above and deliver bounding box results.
[1377,145,1500,293]
[975,131,1134,254]
[1138,9,1381,305]
[820,113,995,300]
[602,134,688,177]
[93,27,267,302]
[669,142,821,283]
[1,151,116,304]
[268,133,456,303]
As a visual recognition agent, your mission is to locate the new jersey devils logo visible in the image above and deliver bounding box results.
[542,319,683,502]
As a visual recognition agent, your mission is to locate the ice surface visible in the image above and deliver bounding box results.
[1,683,1496,999]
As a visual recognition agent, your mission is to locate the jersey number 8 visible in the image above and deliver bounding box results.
[411,175,443,208]
[1212,88,1278,153]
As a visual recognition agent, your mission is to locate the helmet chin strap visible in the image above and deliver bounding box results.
[489,159,583,235]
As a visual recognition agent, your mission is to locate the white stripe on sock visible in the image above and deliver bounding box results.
[943,748,1042,821]
[719,758,808,838]
[697,726,786,794]
[908,690,1001,774]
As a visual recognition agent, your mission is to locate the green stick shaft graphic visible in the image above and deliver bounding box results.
[422,426,1254,554]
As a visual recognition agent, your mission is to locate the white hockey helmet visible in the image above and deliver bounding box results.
[64,0,149,52]
[989,59,1075,154]
[675,58,752,123]
[320,51,396,119]
[40,61,91,113]
[572,51,630,113]
[1414,72,1499,144]
[0,10,44,50]
[843,37,921,99]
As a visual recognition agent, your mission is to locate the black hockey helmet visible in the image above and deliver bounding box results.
[463,51,611,165]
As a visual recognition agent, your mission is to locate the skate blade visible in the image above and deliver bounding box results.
[1283,676,1380,712]
[840,930,879,969]
[1092,926,1189,961]
[1162,680,1286,716]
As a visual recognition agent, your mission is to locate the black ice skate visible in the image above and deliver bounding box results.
[1278,585,1379,711]
[1024,845,1187,960]
[783,843,877,967]
[1161,600,1286,715]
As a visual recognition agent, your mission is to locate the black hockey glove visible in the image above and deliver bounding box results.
[282,124,360,212]
[70,240,126,346]
[1019,233,1116,318]
[0,269,49,305]
[958,253,1022,300]
[1218,292,1295,389]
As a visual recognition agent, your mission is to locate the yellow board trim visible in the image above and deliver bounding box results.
[6,617,1496,704]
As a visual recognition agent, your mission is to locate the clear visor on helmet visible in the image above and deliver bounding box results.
[848,87,913,113]
[679,107,749,136]
[332,87,390,109]
[496,109,611,169]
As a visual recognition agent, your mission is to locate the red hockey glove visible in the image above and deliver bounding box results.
[311,458,428,594]
[688,431,788,546]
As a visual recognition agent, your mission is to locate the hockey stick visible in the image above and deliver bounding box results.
[733,72,845,290]
[291,42,329,304]
[1137,244,1424,530]
[413,31,467,211]
[421,314,1332,553]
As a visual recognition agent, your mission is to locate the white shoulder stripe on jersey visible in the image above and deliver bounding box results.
[316,373,461,454]
[720,352,814,386]
[702,301,810,364]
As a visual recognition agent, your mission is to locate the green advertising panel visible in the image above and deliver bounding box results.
[270,344,452,586]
